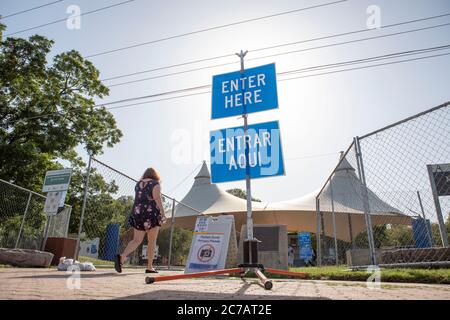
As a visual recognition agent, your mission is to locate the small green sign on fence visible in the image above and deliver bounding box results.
[42,168,72,193]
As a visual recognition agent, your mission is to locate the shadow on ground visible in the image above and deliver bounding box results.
[115,281,331,300]
[12,272,140,279]
[115,290,331,300]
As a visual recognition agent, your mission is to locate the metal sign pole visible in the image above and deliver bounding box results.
[144,58,300,290]
[236,50,254,243]
[315,198,322,266]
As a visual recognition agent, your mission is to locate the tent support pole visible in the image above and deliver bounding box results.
[316,198,322,266]
[330,180,339,265]
[167,198,176,270]
[348,213,355,249]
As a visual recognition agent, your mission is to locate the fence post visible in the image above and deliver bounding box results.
[65,206,72,238]
[15,192,32,249]
[316,197,322,267]
[417,190,434,247]
[329,180,339,265]
[354,137,377,266]
[167,198,176,270]
[41,215,51,251]
[75,153,93,259]
[426,165,449,247]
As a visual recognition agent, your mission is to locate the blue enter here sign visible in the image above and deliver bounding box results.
[210,120,285,183]
[211,63,278,119]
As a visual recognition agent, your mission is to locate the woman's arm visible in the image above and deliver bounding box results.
[152,184,166,217]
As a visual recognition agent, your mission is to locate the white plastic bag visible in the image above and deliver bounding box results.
[57,257,96,271]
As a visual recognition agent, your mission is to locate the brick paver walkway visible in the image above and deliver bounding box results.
[0,268,449,300]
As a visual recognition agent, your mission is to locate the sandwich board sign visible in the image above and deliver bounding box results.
[210,120,285,183]
[42,168,72,193]
[185,215,238,273]
[211,63,278,119]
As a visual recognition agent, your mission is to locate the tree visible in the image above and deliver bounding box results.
[157,226,193,265]
[384,225,414,247]
[354,225,389,248]
[0,23,124,247]
[226,188,262,202]
[0,23,122,192]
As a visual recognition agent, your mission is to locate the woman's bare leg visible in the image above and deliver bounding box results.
[120,229,145,264]
[146,227,160,270]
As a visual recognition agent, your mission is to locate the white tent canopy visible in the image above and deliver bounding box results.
[173,161,267,218]
[168,159,411,242]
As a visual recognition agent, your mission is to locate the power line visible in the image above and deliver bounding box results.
[101,53,234,81]
[0,0,64,20]
[166,163,203,194]
[104,48,450,110]
[251,12,450,53]
[104,23,450,88]
[4,45,450,124]
[277,44,450,76]
[98,85,211,107]
[100,13,450,82]
[285,152,340,161]
[85,0,348,58]
[247,23,450,63]
[5,0,135,36]
[106,91,211,111]
[106,61,237,88]
[279,52,450,81]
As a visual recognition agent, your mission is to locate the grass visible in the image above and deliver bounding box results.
[283,266,450,284]
[77,256,115,267]
[228,266,450,284]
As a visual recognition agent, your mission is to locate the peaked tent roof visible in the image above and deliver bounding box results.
[265,156,401,215]
[168,157,410,241]
[173,161,267,218]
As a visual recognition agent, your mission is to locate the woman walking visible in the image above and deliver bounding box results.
[115,167,166,273]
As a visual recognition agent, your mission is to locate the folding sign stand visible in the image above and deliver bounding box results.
[145,51,306,289]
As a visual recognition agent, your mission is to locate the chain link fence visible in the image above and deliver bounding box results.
[0,178,72,251]
[317,101,450,267]
[74,157,203,268]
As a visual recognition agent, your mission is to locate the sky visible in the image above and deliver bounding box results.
[1,0,450,204]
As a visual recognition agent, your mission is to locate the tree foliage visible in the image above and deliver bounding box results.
[226,188,262,202]
[0,23,127,244]
[0,23,122,191]
[157,226,193,265]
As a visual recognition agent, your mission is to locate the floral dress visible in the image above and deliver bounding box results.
[128,179,162,231]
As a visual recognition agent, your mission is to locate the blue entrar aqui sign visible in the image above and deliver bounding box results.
[210,120,285,183]
[211,63,278,119]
